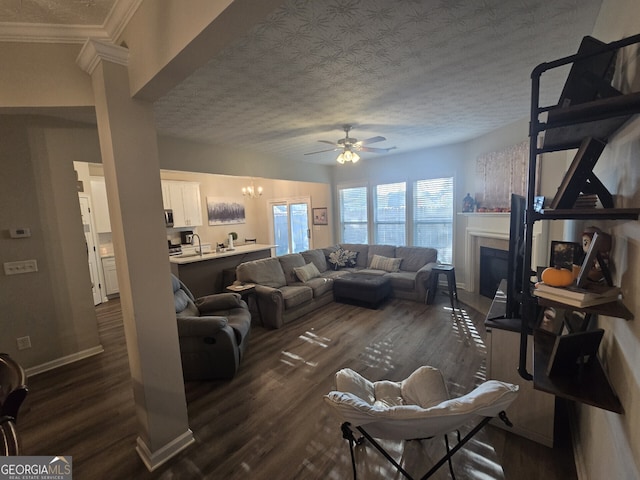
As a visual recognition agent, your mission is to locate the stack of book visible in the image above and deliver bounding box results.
[533,282,620,308]
[573,193,598,209]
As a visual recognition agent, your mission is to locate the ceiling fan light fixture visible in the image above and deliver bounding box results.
[343,150,353,162]
[336,148,360,164]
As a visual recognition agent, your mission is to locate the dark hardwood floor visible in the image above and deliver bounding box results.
[18,292,577,479]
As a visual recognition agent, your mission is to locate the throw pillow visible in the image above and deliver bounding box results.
[327,248,358,270]
[369,254,403,273]
[294,262,321,282]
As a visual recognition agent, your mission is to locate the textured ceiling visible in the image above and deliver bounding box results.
[1,0,604,165]
[0,0,113,24]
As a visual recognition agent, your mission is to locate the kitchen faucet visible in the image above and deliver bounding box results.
[191,233,202,257]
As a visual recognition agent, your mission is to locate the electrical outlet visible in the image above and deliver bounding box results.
[16,336,31,350]
[3,259,38,276]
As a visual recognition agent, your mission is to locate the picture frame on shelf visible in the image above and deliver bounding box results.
[313,207,328,225]
[537,305,565,336]
[549,241,583,270]
[549,137,606,209]
[576,231,605,287]
[533,195,545,212]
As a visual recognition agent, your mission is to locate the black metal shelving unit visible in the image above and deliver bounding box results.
[519,33,640,413]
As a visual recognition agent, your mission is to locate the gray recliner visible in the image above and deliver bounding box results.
[172,274,251,380]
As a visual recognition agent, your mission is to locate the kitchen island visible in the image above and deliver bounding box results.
[170,243,275,297]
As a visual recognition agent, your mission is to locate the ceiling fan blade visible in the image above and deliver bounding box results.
[318,140,339,146]
[304,147,340,155]
[359,146,397,153]
[358,136,386,145]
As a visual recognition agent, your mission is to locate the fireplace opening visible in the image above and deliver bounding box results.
[479,246,509,298]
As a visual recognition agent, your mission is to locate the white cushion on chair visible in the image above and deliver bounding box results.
[434,380,520,417]
[325,366,519,440]
[373,381,404,408]
[335,368,375,405]
[401,366,449,408]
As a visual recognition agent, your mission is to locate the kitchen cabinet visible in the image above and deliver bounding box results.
[102,256,119,296]
[90,177,111,233]
[162,180,203,227]
[161,181,172,210]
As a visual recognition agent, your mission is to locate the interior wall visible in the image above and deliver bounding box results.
[82,162,333,251]
[0,43,93,108]
[328,119,568,282]
[159,170,333,249]
[157,135,333,184]
[329,142,466,263]
[122,0,286,100]
[0,117,102,370]
[574,0,640,478]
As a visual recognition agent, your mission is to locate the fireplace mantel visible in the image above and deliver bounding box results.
[462,214,547,294]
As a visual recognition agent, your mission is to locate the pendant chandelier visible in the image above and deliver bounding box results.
[242,180,263,198]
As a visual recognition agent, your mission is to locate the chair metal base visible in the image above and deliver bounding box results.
[340,411,513,480]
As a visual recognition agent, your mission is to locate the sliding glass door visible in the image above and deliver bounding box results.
[270,198,311,256]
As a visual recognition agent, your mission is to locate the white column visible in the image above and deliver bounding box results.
[77,39,194,471]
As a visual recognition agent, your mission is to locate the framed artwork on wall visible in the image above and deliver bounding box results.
[313,207,328,225]
[475,140,530,210]
[207,197,246,225]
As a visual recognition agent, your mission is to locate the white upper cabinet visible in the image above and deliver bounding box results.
[162,180,203,227]
[90,177,111,233]
[161,181,172,210]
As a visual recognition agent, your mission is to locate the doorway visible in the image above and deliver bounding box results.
[79,195,103,305]
[269,198,311,256]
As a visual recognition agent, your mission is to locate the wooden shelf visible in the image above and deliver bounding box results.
[533,208,640,221]
[535,297,634,321]
[533,331,623,414]
[519,34,640,415]
[540,91,640,151]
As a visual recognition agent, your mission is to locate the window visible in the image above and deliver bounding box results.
[339,186,368,243]
[270,199,310,256]
[338,178,454,264]
[413,177,453,263]
[374,182,406,245]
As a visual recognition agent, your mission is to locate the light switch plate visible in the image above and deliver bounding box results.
[9,227,31,238]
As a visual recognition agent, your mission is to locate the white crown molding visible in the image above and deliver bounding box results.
[104,0,144,43]
[77,38,129,75]
[0,22,109,44]
[0,0,141,44]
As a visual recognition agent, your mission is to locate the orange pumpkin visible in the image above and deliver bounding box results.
[541,267,574,287]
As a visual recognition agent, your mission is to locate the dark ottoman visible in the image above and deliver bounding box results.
[333,273,392,309]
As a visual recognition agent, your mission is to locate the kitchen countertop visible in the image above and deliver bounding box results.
[169,243,275,264]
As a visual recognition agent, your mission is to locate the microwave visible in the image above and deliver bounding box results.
[164,209,174,228]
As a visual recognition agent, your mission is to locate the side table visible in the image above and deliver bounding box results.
[225,283,260,323]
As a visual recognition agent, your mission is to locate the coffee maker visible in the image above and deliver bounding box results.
[180,230,194,245]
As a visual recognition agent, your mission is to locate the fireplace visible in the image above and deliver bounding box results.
[479,246,508,298]
[464,213,546,295]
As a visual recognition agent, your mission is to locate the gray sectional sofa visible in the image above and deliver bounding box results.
[235,244,438,329]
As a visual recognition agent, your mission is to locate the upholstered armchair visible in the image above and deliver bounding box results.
[172,274,251,380]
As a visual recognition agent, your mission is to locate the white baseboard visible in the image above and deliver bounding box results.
[25,345,105,376]
[136,430,195,471]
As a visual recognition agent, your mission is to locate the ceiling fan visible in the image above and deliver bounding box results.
[304,125,396,163]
